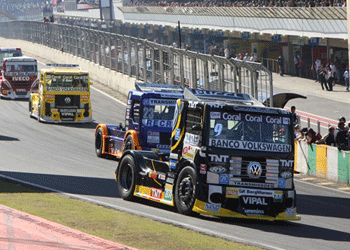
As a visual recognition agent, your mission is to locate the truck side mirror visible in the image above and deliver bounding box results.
[192,124,202,131]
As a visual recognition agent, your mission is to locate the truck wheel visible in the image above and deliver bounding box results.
[123,135,134,152]
[174,166,198,215]
[95,127,105,158]
[117,155,137,201]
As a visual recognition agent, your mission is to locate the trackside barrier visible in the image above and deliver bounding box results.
[295,140,350,185]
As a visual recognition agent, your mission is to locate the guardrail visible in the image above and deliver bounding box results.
[0,20,273,105]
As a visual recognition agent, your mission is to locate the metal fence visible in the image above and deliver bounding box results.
[0,20,273,106]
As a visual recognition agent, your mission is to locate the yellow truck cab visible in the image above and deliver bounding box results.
[29,64,92,123]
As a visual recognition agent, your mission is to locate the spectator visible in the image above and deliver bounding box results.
[307,128,322,144]
[319,66,328,90]
[317,126,336,146]
[315,58,322,82]
[343,67,349,91]
[335,122,349,150]
[277,55,284,76]
[294,124,302,140]
[291,106,300,126]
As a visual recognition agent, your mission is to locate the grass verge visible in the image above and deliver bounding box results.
[0,179,261,250]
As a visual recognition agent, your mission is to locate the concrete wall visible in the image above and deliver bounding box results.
[295,140,350,185]
[0,37,136,98]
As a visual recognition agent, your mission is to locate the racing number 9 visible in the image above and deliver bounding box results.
[143,107,154,119]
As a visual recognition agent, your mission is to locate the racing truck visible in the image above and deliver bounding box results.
[29,64,92,123]
[95,82,184,159]
[0,57,38,99]
[115,88,301,221]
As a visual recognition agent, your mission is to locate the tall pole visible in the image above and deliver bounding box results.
[178,21,181,49]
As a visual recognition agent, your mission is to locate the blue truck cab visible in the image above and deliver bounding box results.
[95,82,183,159]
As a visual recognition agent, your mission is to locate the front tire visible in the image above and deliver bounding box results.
[117,155,137,201]
[123,135,134,152]
[174,166,198,215]
[95,127,105,158]
[29,99,33,117]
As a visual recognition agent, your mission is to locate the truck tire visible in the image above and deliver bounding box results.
[37,105,42,123]
[123,135,134,152]
[117,155,137,201]
[174,166,198,215]
[95,127,105,158]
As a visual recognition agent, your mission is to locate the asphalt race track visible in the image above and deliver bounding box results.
[0,63,350,250]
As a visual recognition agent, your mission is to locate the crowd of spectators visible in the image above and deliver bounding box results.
[0,0,52,20]
[126,0,347,7]
[294,116,350,151]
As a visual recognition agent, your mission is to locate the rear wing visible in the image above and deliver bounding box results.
[184,88,264,106]
[135,82,183,93]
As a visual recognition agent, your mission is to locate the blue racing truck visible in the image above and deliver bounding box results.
[95,82,184,159]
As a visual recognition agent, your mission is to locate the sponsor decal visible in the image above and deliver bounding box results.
[209,166,227,174]
[46,87,89,92]
[238,189,274,197]
[46,94,55,99]
[148,99,177,106]
[169,160,177,169]
[226,187,238,198]
[208,185,222,204]
[285,208,296,216]
[182,145,196,160]
[281,171,292,178]
[61,112,74,117]
[147,131,160,144]
[247,162,262,179]
[204,203,221,212]
[283,117,290,125]
[156,144,170,149]
[219,174,229,185]
[222,113,241,121]
[12,76,30,81]
[278,178,286,188]
[280,160,294,168]
[184,133,200,146]
[274,192,283,202]
[142,119,173,128]
[244,209,264,215]
[170,153,178,160]
[207,172,219,184]
[158,174,166,181]
[166,177,174,184]
[148,172,158,179]
[150,188,162,200]
[242,197,268,205]
[142,98,149,105]
[229,181,274,189]
[209,139,292,153]
[164,184,173,201]
[208,154,229,162]
[200,164,207,174]
[210,112,221,119]
[81,95,89,99]
[175,128,180,141]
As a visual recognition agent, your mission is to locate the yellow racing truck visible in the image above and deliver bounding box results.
[29,64,92,123]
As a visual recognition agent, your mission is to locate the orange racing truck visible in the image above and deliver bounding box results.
[115,88,301,221]
[0,56,38,99]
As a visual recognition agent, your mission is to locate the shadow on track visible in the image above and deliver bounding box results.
[0,135,20,141]
[1,170,350,243]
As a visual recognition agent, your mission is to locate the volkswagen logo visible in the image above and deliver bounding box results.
[247,162,262,179]
[64,97,71,104]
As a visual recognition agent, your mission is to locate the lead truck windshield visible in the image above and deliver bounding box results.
[45,74,89,92]
[209,111,292,153]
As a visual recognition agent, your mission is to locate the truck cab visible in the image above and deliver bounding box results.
[95,82,184,159]
[116,88,301,221]
[29,64,92,123]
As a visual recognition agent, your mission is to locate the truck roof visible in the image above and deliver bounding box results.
[0,47,21,52]
[184,88,264,106]
[130,82,184,99]
[40,64,88,75]
[4,56,37,62]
